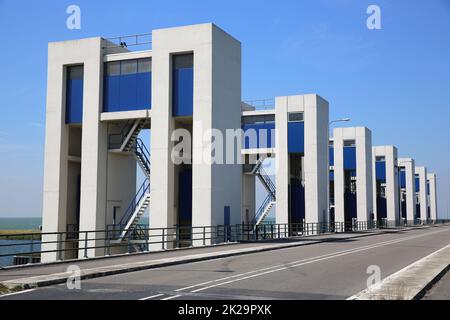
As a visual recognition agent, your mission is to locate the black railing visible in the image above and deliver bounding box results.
[133,138,151,173]
[1,220,449,268]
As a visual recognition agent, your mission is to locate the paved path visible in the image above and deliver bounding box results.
[423,269,450,300]
[1,225,449,300]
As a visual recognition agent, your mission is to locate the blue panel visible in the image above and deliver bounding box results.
[66,78,84,124]
[401,200,407,219]
[399,170,406,189]
[178,169,192,225]
[242,123,276,149]
[288,122,305,153]
[329,170,334,181]
[377,197,387,219]
[173,68,194,117]
[344,146,357,170]
[224,206,230,226]
[290,180,305,223]
[344,192,357,221]
[415,176,420,192]
[103,65,151,112]
[103,75,120,112]
[119,73,138,110]
[329,147,334,166]
[375,161,386,181]
[136,72,152,109]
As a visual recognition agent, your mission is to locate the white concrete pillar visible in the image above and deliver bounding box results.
[427,173,437,220]
[333,127,373,223]
[275,97,289,225]
[398,158,416,223]
[415,166,428,220]
[372,146,399,223]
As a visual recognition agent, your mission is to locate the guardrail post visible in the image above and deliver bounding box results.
[202,227,206,246]
[28,236,34,264]
[106,229,111,256]
[57,233,63,261]
[127,231,131,254]
[176,225,180,248]
[162,228,165,250]
[84,231,88,259]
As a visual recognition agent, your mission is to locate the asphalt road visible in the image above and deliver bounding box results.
[2,225,450,300]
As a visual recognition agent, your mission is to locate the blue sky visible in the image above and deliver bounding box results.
[0,0,449,218]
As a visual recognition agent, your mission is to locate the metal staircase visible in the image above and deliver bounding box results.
[251,158,276,226]
[108,119,151,242]
[109,119,147,152]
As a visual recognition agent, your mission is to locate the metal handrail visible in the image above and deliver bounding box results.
[242,99,275,110]
[134,138,151,171]
[117,179,150,230]
[103,33,152,51]
[258,167,276,199]
[1,220,449,267]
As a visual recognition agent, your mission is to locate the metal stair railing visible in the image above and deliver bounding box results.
[258,167,276,199]
[133,138,151,176]
[117,179,150,232]
[252,193,274,225]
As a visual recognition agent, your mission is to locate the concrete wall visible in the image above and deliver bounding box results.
[333,127,373,223]
[150,24,242,247]
[42,37,107,261]
[372,146,399,223]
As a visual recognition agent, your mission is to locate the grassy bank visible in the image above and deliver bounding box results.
[0,230,41,240]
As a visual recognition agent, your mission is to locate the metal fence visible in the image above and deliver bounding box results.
[1,219,449,268]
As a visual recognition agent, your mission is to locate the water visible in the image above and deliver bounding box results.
[0,240,41,267]
[0,217,42,230]
[0,218,42,267]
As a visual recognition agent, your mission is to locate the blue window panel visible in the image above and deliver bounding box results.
[66,66,84,124]
[415,176,420,192]
[375,161,386,181]
[173,68,194,117]
[288,122,305,153]
[242,123,275,149]
[344,146,357,170]
[103,60,151,113]
[329,147,334,166]
[136,72,152,109]
[178,169,192,226]
[399,170,406,189]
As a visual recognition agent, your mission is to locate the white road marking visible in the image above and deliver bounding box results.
[161,295,181,300]
[180,227,450,294]
[0,288,36,298]
[139,293,165,300]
